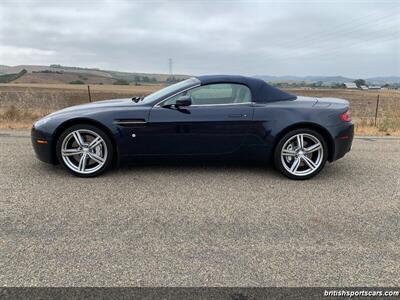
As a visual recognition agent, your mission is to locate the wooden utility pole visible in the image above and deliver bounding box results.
[374,94,380,126]
[87,85,92,102]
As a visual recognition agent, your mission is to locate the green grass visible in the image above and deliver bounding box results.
[0,69,27,83]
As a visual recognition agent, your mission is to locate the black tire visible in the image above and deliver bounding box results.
[274,128,328,180]
[56,124,114,177]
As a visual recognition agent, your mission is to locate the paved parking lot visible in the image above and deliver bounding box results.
[0,130,399,286]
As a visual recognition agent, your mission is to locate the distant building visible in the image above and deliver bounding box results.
[360,85,369,90]
[369,86,381,90]
[344,82,358,89]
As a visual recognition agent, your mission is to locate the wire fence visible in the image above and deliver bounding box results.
[286,88,400,131]
[0,85,399,131]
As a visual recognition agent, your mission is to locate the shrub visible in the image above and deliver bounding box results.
[3,105,20,121]
[113,79,130,85]
[69,80,85,84]
[0,69,27,83]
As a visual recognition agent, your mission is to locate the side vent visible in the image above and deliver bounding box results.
[113,119,147,126]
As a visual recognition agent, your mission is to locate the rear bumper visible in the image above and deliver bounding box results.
[330,123,354,162]
[31,126,57,164]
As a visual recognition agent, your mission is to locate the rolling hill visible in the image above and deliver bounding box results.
[1,65,399,85]
[254,75,400,85]
[0,65,189,84]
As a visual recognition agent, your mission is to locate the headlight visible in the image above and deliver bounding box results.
[34,116,52,127]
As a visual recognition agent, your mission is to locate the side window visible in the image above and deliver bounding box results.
[162,83,251,106]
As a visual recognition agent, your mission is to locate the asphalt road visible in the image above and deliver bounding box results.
[1,130,399,287]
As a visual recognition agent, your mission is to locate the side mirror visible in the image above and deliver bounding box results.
[175,96,192,107]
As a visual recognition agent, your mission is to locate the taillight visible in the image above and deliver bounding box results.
[339,111,351,122]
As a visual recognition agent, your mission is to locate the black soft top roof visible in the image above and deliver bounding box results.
[196,75,296,102]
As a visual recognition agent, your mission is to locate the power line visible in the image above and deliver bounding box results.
[168,58,173,76]
[259,12,400,62]
[269,7,399,50]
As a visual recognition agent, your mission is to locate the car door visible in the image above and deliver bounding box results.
[146,83,254,155]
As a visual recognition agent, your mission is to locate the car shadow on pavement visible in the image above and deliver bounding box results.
[30,154,348,180]
[112,157,348,179]
[114,156,278,175]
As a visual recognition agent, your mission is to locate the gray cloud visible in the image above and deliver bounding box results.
[0,0,399,77]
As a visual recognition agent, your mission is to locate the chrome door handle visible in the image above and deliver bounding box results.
[228,114,246,118]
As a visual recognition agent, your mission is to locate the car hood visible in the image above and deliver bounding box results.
[48,98,143,117]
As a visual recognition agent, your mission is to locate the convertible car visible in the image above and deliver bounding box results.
[31,75,353,179]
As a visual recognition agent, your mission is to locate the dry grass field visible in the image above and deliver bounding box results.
[286,88,400,135]
[0,83,399,135]
[0,83,162,128]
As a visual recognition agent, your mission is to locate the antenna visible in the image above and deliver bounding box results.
[168,58,173,76]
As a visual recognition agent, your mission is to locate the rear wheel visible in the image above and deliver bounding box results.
[274,128,327,180]
[56,124,114,177]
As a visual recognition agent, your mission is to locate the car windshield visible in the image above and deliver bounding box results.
[141,77,200,104]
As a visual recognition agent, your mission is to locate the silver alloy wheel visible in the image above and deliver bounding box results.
[281,133,323,177]
[61,129,108,175]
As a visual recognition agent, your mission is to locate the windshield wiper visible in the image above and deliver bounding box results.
[131,96,144,103]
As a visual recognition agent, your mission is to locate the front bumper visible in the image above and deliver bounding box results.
[31,126,57,164]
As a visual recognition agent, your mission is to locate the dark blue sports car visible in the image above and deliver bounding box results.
[31,75,353,179]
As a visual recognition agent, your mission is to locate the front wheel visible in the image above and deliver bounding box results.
[274,129,328,180]
[56,124,114,177]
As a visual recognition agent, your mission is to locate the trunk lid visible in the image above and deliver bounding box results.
[314,97,349,109]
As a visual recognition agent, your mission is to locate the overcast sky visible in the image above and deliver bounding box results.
[0,0,399,77]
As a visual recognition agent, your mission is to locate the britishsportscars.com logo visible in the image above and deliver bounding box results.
[324,290,399,298]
